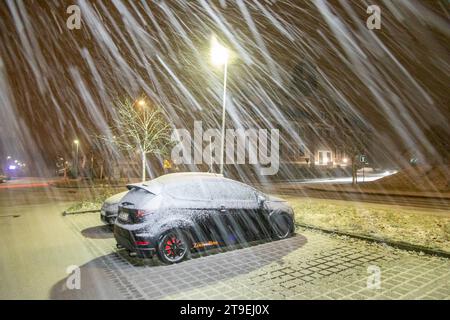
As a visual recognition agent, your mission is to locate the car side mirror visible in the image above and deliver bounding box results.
[257,195,266,208]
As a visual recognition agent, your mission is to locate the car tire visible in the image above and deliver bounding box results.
[157,229,191,264]
[269,211,294,240]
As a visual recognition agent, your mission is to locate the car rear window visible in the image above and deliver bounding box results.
[119,187,155,207]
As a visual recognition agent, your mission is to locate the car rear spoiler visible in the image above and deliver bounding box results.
[126,182,160,194]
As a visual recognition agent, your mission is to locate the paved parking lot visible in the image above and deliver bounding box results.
[61,212,450,300]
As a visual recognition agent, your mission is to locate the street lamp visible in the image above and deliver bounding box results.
[73,139,79,178]
[210,36,230,175]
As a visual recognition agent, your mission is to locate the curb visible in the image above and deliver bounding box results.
[296,223,450,259]
[62,209,101,216]
[51,185,127,189]
[304,186,450,200]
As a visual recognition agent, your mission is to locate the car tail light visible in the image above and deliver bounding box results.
[136,210,148,218]
[135,241,150,246]
[132,209,153,223]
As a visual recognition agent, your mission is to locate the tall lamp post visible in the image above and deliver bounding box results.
[73,139,79,178]
[210,37,230,175]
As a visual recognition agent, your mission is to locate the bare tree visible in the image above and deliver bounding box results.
[98,97,172,181]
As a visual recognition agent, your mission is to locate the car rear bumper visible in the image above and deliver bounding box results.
[113,224,157,258]
[100,210,117,225]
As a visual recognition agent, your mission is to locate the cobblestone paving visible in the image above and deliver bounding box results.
[65,212,450,300]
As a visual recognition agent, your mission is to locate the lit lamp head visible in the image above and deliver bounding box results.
[137,99,146,107]
[74,139,79,145]
[210,37,229,67]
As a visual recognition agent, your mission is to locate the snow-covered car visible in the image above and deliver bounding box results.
[100,191,129,225]
[114,172,295,264]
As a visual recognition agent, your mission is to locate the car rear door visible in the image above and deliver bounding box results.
[227,184,268,242]
[164,181,222,249]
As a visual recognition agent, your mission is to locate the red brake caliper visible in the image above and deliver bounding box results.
[172,237,179,255]
[165,239,172,255]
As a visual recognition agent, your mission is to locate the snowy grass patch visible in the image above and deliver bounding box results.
[286,196,450,253]
[65,188,120,213]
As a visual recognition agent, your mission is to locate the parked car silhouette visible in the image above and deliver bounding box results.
[114,172,295,264]
[100,191,128,225]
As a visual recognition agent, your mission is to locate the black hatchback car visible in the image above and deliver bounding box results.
[114,172,295,264]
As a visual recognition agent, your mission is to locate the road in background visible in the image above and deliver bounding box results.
[275,171,396,185]
[257,183,450,212]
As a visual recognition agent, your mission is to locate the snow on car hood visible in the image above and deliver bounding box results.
[264,195,293,214]
[265,195,287,203]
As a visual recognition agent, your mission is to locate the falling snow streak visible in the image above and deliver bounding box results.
[0,0,448,181]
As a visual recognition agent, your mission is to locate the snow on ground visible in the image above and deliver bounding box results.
[304,165,450,197]
[287,196,450,253]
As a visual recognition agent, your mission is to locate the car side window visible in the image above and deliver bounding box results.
[165,179,258,209]
[205,180,257,202]
[165,181,210,201]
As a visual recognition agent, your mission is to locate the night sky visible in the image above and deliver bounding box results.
[0,0,449,173]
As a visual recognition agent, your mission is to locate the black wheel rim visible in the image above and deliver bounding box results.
[162,233,187,262]
[273,215,290,238]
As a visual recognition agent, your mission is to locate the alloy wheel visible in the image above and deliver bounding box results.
[271,213,292,239]
[161,232,188,263]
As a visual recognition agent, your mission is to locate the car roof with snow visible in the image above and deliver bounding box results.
[126,172,226,195]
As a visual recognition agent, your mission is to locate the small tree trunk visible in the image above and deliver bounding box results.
[142,151,146,182]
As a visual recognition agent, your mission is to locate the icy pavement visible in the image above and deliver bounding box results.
[58,211,450,300]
